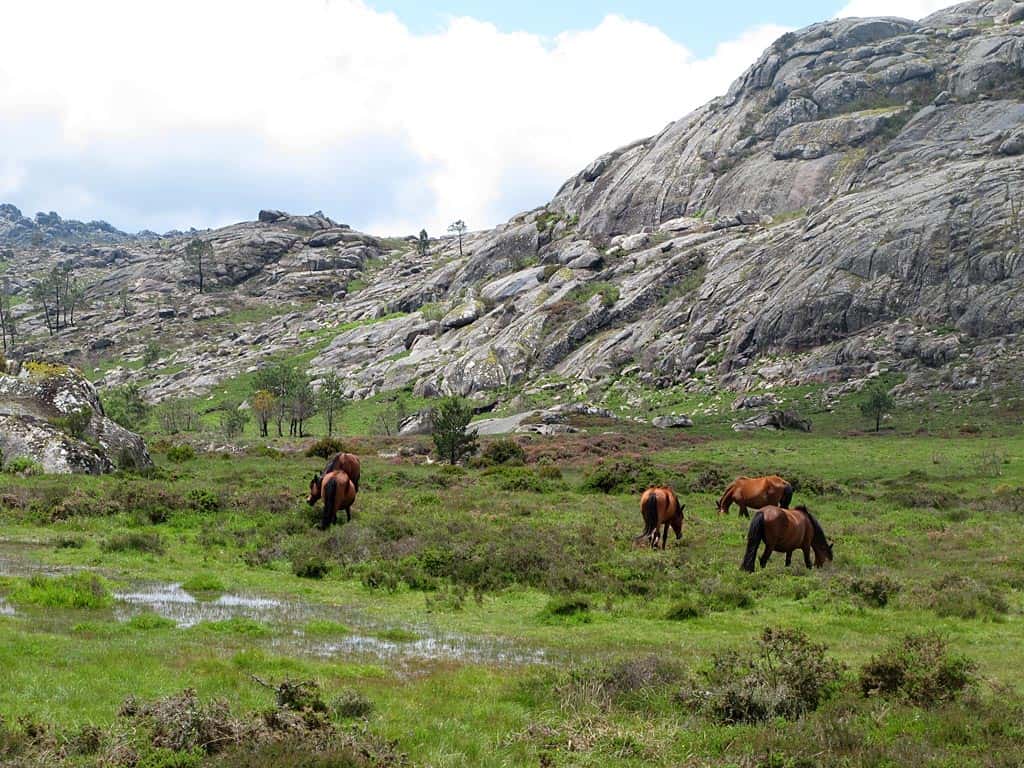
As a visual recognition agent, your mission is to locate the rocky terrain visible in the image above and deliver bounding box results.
[0,361,151,473]
[2,0,1024,419]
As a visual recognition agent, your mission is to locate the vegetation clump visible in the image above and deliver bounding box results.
[305,437,348,459]
[859,632,976,705]
[102,531,166,555]
[481,438,526,466]
[8,573,112,609]
[688,628,843,724]
[432,396,479,465]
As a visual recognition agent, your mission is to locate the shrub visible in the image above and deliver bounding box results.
[850,574,901,608]
[8,573,112,609]
[102,531,166,555]
[482,438,526,465]
[52,407,92,439]
[541,596,591,623]
[3,456,44,475]
[928,574,1008,619]
[580,457,661,495]
[166,444,196,463]
[292,555,329,580]
[693,628,843,724]
[103,384,151,431]
[665,596,706,621]
[305,437,348,459]
[859,632,976,705]
[219,403,249,439]
[537,464,562,481]
[330,689,374,720]
[188,488,222,515]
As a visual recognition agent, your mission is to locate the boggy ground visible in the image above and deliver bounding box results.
[1,389,1023,767]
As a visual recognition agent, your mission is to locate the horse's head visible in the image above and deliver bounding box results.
[307,473,323,505]
[814,537,834,567]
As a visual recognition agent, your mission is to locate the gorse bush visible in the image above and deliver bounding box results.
[52,407,92,439]
[859,632,976,705]
[481,438,526,465]
[166,444,196,463]
[692,628,843,724]
[305,437,348,460]
[580,457,662,494]
[927,574,1008,620]
[849,573,901,608]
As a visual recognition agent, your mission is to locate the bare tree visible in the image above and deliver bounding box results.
[447,220,467,258]
[185,238,213,293]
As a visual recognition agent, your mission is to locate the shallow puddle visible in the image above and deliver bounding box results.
[0,545,549,667]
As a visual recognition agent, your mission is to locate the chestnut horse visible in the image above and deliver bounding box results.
[718,475,793,518]
[307,469,357,529]
[322,452,361,492]
[740,505,833,572]
[637,486,685,550]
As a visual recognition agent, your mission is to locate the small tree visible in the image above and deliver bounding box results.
[219,401,249,438]
[251,390,276,438]
[118,286,131,317]
[0,281,16,353]
[859,385,895,432]
[447,220,467,258]
[418,229,430,257]
[432,396,479,465]
[103,384,150,431]
[317,371,346,436]
[376,392,408,436]
[290,379,316,437]
[184,238,213,294]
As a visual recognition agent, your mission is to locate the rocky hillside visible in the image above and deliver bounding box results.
[2,0,1024,414]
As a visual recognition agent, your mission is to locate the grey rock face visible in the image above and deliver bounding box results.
[0,367,151,474]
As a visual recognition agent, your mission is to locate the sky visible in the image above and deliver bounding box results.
[0,0,958,236]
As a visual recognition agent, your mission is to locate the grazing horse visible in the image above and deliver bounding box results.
[321,452,361,492]
[637,486,685,550]
[307,470,357,529]
[740,505,833,572]
[718,475,793,518]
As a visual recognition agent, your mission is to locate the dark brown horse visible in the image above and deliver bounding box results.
[741,505,833,572]
[322,452,361,492]
[718,475,793,518]
[307,469,357,529]
[637,486,685,549]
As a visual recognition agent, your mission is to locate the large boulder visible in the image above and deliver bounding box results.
[0,364,151,474]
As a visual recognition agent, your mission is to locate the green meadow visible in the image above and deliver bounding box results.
[1,383,1023,766]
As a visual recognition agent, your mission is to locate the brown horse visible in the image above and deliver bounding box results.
[322,451,361,492]
[718,475,793,518]
[307,469,357,529]
[637,486,685,550]
[740,505,833,572]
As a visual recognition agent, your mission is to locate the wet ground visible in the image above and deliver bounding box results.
[0,542,550,667]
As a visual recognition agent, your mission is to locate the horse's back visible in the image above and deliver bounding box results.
[325,452,361,486]
[324,469,357,506]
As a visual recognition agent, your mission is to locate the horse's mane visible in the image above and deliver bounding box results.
[795,505,828,549]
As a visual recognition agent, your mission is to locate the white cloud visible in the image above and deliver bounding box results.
[0,0,789,234]
[836,0,956,20]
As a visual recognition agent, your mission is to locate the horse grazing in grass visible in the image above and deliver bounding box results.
[718,475,793,518]
[307,470,357,529]
[637,486,685,550]
[740,505,833,572]
[322,452,361,492]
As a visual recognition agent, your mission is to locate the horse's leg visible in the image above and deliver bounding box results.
[740,505,749,518]
[803,547,812,569]
[661,523,669,550]
[759,549,771,569]
[785,551,792,566]
[345,506,352,523]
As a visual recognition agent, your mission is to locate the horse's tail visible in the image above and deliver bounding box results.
[322,475,338,527]
[741,510,765,572]
[640,492,659,538]
[780,482,794,509]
